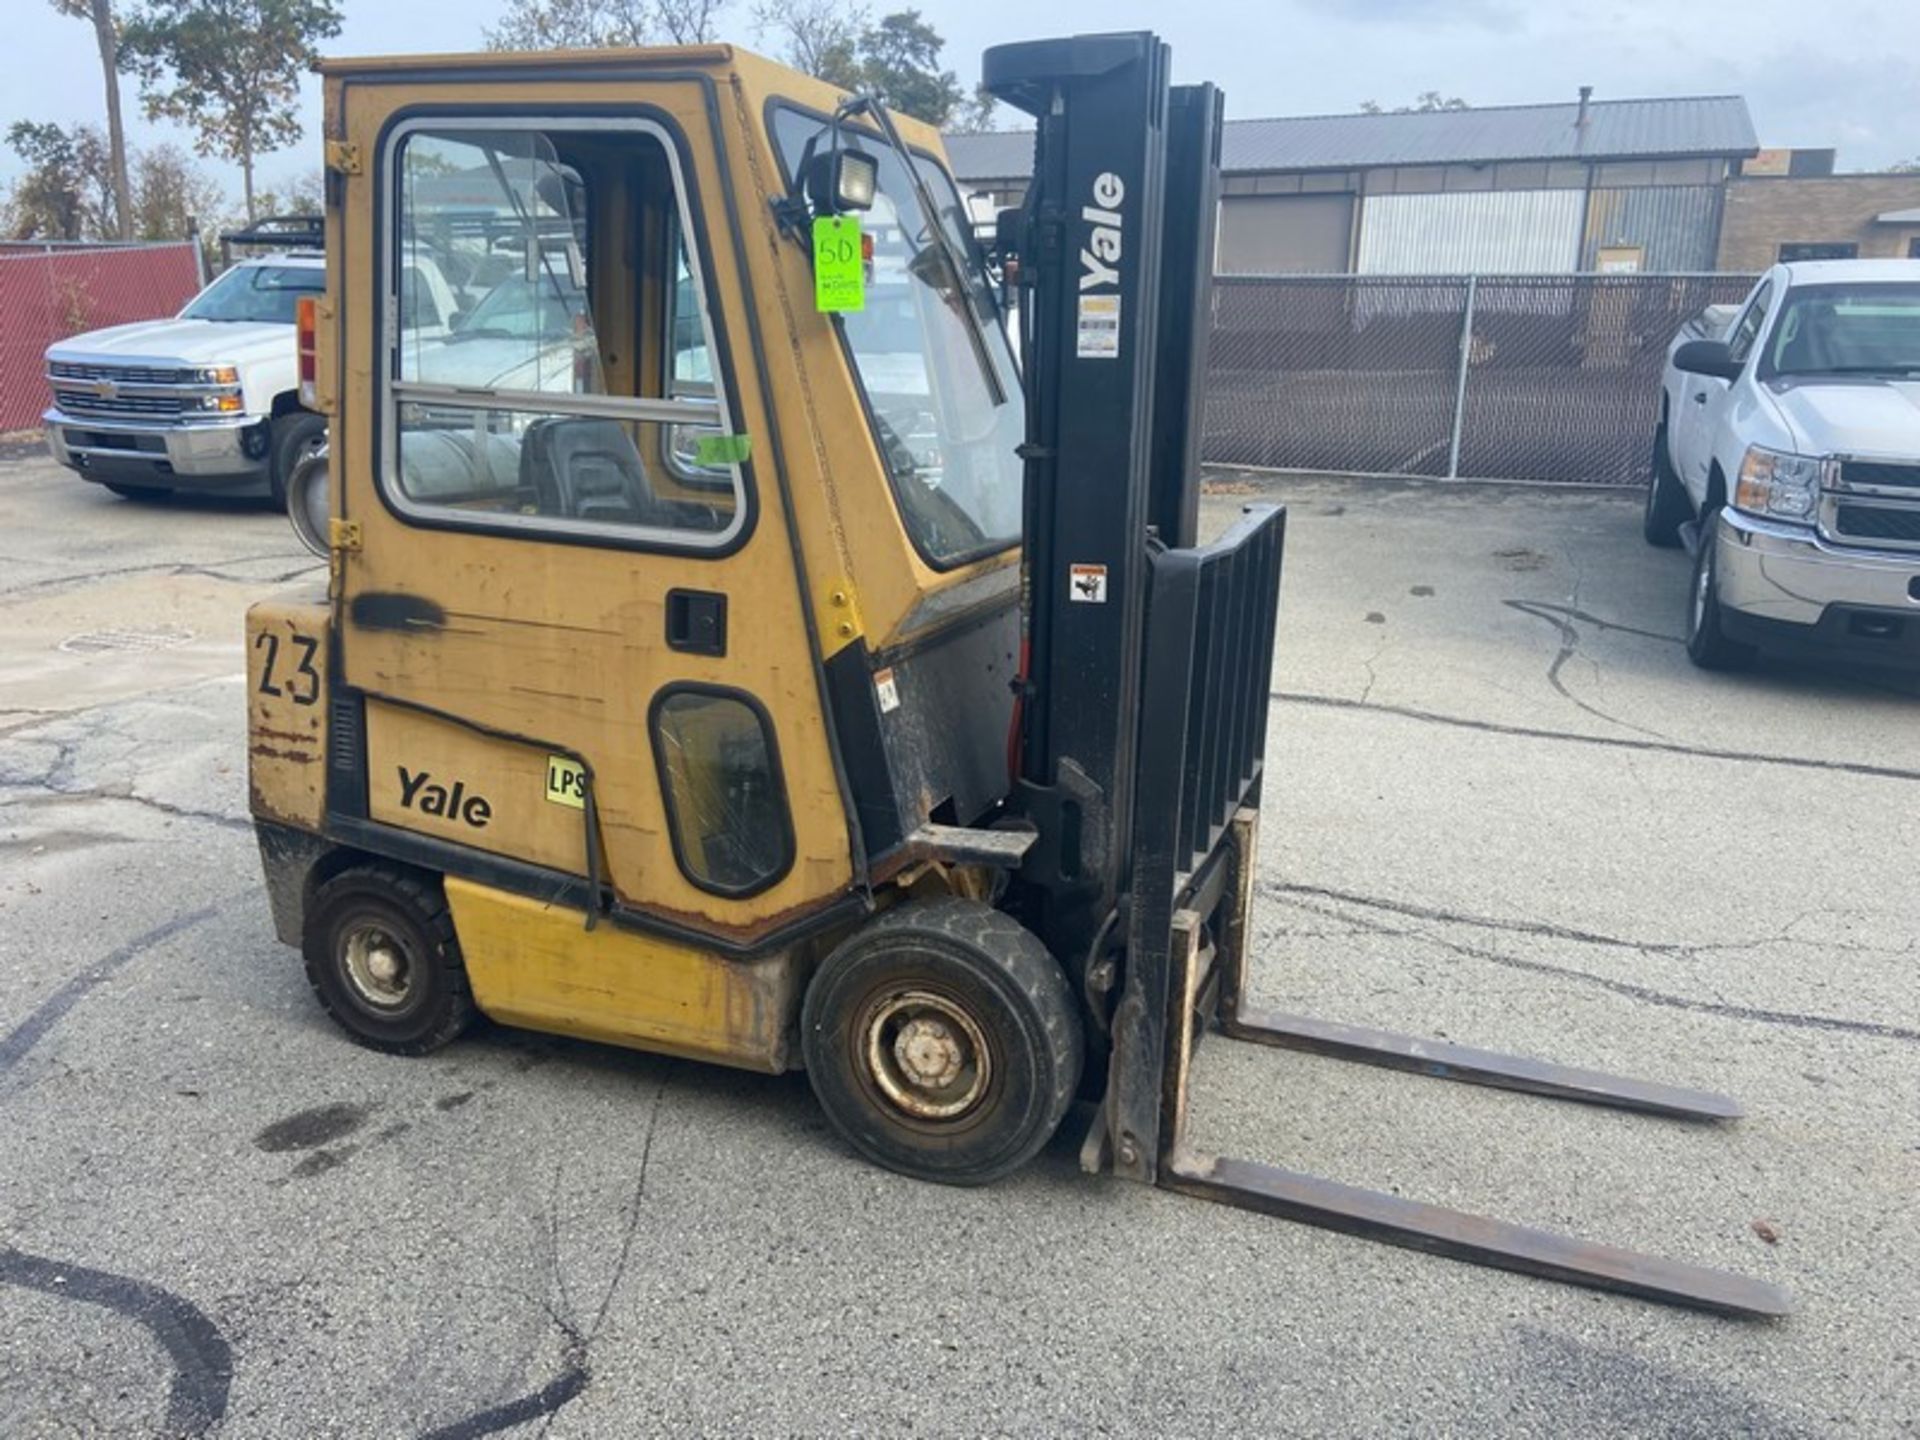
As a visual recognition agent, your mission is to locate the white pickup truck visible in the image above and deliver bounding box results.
[43,246,331,503]
[43,237,467,503]
[1648,259,1920,669]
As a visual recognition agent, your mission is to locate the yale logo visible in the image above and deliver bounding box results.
[397,766,492,829]
[1079,171,1125,292]
[545,755,588,810]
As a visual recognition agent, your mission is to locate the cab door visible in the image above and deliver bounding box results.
[331,79,853,938]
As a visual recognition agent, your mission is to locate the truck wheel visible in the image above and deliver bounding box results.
[302,863,475,1055]
[802,898,1082,1187]
[270,413,326,509]
[1643,424,1688,548]
[103,482,171,502]
[1685,509,1756,671]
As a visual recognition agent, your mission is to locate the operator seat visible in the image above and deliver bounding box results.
[520,416,720,530]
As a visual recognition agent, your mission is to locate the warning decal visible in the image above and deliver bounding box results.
[1075,294,1120,358]
[1068,563,1108,603]
[875,667,901,713]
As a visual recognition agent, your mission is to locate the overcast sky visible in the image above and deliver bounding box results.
[8,0,1917,200]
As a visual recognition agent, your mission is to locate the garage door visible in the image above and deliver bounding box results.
[1216,194,1354,274]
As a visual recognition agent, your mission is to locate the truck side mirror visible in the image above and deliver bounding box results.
[1673,339,1743,381]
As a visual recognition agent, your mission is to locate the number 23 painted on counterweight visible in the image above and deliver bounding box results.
[255,631,320,706]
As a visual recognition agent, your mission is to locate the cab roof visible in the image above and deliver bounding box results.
[1777,258,1920,286]
[318,43,737,78]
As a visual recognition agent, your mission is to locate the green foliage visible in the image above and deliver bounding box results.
[755,3,965,126]
[485,0,725,49]
[120,0,343,217]
[3,121,117,240]
[1359,92,1470,115]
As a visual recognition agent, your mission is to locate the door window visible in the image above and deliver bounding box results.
[383,119,745,547]
[1726,280,1774,363]
[650,688,793,895]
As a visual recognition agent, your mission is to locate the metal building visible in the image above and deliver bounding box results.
[946,92,1758,275]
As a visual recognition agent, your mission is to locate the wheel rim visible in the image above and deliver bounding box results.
[1692,542,1712,635]
[860,988,992,1121]
[341,922,415,1011]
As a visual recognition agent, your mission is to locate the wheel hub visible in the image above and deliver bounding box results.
[862,990,991,1121]
[343,924,412,1009]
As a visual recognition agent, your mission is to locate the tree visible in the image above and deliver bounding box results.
[5,122,85,240]
[120,0,343,222]
[855,11,962,127]
[3,121,119,240]
[485,0,725,49]
[752,5,964,126]
[129,140,226,240]
[947,82,1000,135]
[1359,92,1470,115]
[1890,157,1920,174]
[753,0,865,88]
[50,0,134,239]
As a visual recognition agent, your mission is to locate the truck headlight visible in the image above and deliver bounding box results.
[1734,446,1826,521]
[197,364,240,385]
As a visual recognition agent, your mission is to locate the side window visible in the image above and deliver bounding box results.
[650,688,792,895]
[660,226,732,486]
[385,122,745,546]
[1727,280,1774,364]
[401,267,442,331]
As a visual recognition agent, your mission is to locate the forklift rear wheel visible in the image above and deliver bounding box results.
[802,899,1082,1187]
[302,864,476,1055]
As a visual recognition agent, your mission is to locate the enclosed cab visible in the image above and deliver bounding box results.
[250,45,1040,1125]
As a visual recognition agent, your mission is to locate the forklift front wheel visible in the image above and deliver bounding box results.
[801,899,1082,1187]
[302,864,476,1056]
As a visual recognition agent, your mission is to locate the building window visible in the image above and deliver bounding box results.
[1908,238,1920,259]
[1778,242,1859,262]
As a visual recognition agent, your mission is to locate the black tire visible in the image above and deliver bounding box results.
[1685,509,1757,671]
[801,898,1083,1187]
[102,481,171,501]
[269,412,327,509]
[1643,422,1689,548]
[302,863,475,1055]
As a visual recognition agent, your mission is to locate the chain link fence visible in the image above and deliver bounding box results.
[1203,272,1757,486]
[0,242,204,432]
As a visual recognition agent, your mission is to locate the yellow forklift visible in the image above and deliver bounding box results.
[250,33,1789,1317]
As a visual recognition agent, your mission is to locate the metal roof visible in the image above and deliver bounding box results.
[945,95,1758,182]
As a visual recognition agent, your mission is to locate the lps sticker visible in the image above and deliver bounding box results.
[1069,563,1108,603]
[874,667,901,713]
[545,754,588,809]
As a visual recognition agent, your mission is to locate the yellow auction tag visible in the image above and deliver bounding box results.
[813,215,865,313]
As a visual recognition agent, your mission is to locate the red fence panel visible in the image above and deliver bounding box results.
[0,243,203,431]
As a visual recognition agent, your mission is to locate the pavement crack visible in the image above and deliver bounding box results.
[1504,599,1672,741]
[1277,889,1920,1046]
[1271,689,1920,784]
[419,1077,671,1440]
[0,1246,234,1438]
[0,904,231,1079]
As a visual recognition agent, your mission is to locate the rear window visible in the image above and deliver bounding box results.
[181,264,324,324]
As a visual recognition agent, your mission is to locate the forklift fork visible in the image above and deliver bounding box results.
[1107,810,1792,1320]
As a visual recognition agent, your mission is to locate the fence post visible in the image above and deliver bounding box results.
[1446,273,1477,480]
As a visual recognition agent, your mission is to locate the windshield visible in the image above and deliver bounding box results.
[181,263,324,324]
[1765,283,1920,379]
[773,108,1024,567]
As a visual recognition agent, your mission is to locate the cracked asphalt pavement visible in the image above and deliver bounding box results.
[3,451,1918,1436]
